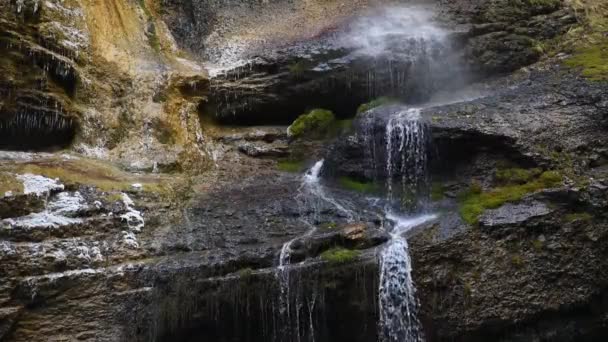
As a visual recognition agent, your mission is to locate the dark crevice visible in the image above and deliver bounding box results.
[0,112,78,151]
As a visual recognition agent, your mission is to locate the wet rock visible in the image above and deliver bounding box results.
[237,142,289,158]
[289,222,389,263]
[441,0,576,74]
[164,3,466,123]
[479,200,553,227]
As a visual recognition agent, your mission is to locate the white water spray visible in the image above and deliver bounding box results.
[385,108,430,204]
[378,214,435,342]
[376,111,433,341]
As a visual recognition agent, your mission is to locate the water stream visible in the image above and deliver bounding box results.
[378,213,436,342]
[273,5,456,341]
[384,108,430,209]
[277,159,356,341]
[374,107,435,341]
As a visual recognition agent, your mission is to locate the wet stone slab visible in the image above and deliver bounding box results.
[479,200,553,227]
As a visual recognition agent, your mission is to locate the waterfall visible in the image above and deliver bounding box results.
[370,110,433,341]
[378,213,436,342]
[385,108,430,209]
[298,160,357,224]
[279,159,325,268]
[277,159,354,342]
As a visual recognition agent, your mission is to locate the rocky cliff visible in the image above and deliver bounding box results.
[1,0,608,341]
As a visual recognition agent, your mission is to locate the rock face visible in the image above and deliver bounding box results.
[160,0,575,124]
[411,188,608,341]
[162,0,471,123]
[2,0,608,342]
[0,0,211,171]
[322,62,608,340]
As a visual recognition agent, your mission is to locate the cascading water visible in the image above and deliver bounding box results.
[378,213,436,342]
[374,108,434,341]
[277,159,356,341]
[384,108,430,210]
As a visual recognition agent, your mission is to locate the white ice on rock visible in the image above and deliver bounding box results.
[76,144,109,159]
[1,190,87,229]
[3,212,82,229]
[47,191,88,216]
[75,245,103,262]
[119,193,145,249]
[122,231,140,249]
[120,193,145,231]
[0,241,16,257]
[16,173,64,196]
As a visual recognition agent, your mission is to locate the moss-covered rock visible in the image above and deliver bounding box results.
[495,167,542,184]
[338,176,378,193]
[356,97,398,114]
[320,247,360,264]
[565,40,608,81]
[479,0,562,23]
[0,173,23,196]
[276,159,306,173]
[287,109,335,139]
[459,170,563,224]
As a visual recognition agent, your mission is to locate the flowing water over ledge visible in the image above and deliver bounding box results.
[379,213,437,342]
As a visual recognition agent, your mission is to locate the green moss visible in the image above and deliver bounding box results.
[105,192,124,203]
[8,159,180,198]
[469,181,483,195]
[287,109,335,139]
[356,97,398,114]
[320,247,360,264]
[142,182,178,199]
[138,0,161,53]
[525,0,560,7]
[510,254,525,268]
[338,176,378,193]
[459,170,563,225]
[564,212,593,222]
[482,0,561,22]
[430,182,445,201]
[495,167,542,184]
[0,173,24,196]
[538,170,563,186]
[276,160,306,173]
[559,0,608,81]
[565,41,608,81]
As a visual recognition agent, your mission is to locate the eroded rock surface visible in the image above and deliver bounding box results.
[1,0,608,341]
